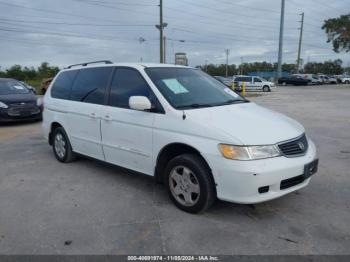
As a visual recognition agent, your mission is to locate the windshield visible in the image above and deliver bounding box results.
[145,68,245,109]
[0,79,30,95]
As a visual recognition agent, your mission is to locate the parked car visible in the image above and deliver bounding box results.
[278,76,310,86]
[318,75,337,84]
[341,76,350,84]
[213,76,233,87]
[294,74,321,85]
[233,76,275,92]
[0,78,42,122]
[43,61,318,213]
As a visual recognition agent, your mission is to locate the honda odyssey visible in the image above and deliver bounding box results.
[42,61,318,213]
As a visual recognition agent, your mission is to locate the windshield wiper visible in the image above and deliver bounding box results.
[177,103,213,109]
[219,99,248,105]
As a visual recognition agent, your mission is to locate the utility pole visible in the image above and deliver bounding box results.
[163,36,166,63]
[155,0,167,63]
[225,49,230,77]
[138,37,146,62]
[296,12,304,73]
[277,0,285,79]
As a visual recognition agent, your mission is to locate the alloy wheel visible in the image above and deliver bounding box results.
[169,166,200,207]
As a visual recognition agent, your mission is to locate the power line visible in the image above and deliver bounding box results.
[0,18,154,27]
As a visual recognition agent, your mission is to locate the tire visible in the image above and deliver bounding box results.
[282,82,287,86]
[345,80,350,85]
[263,86,270,92]
[165,154,215,213]
[52,127,76,163]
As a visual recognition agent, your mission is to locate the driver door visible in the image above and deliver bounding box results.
[100,67,162,175]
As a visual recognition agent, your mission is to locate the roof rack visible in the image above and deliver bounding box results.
[66,60,113,69]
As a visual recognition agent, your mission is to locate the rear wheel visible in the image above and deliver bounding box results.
[345,80,350,84]
[165,154,215,213]
[282,82,287,86]
[52,127,76,163]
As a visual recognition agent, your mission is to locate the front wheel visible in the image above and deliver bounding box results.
[263,86,270,92]
[165,154,215,213]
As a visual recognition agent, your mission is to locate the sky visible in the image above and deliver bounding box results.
[0,0,349,69]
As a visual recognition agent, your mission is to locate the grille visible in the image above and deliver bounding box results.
[280,175,305,190]
[278,134,308,157]
[8,102,39,116]
[258,186,269,194]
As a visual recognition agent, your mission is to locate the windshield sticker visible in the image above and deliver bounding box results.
[13,85,25,90]
[224,88,239,97]
[162,79,189,94]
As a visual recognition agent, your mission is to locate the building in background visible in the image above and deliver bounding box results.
[175,53,188,66]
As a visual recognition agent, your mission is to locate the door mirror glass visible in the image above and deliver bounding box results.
[129,96,152,111]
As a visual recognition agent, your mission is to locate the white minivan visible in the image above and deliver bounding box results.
[233,76,276,92]
[43,61,318,213]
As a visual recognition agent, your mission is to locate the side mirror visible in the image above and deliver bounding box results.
[129,96,152,111]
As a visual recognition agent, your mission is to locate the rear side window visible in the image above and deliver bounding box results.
[109,68,155,109]
[243,77,252,82]
[70,67,112,104]
[51,70,78,99]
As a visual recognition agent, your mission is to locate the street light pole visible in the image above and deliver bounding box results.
[225,49,230,78]
[277,0,285,79]
[296,12,304,73]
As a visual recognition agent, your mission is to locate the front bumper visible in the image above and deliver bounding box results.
[0,108,42,122]
[207,139,317,204]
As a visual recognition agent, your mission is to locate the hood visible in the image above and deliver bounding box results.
[263,81,275,85]
[185,102,304,145]
[0,93,37,104]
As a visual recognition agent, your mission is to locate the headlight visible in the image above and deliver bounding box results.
[37,97,43,107]
[0,101,8,109]
[219,144,281,160]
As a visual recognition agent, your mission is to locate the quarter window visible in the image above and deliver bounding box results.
[70,67,112,104]
[51,70,78,100]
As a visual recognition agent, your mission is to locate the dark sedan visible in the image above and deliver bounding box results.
[0,78,42,122]
[278,76,310,86]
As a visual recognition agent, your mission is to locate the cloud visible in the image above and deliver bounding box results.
[0,0,348,69]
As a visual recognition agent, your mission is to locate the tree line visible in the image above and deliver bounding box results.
[0,60,348,84]
[198,59,349,77]
[0,62,59,83]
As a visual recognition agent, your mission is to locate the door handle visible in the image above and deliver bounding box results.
[104,115,112,121]
[90,112,97,119]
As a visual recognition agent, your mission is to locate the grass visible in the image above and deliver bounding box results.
[26,79,42,94]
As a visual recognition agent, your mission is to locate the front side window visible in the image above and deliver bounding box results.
[254,77,262,83]
[70,67,112,104]
[145,68,245,109]
[109,68,159,110]
[0,80,30,95]
[51,70,78,100]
